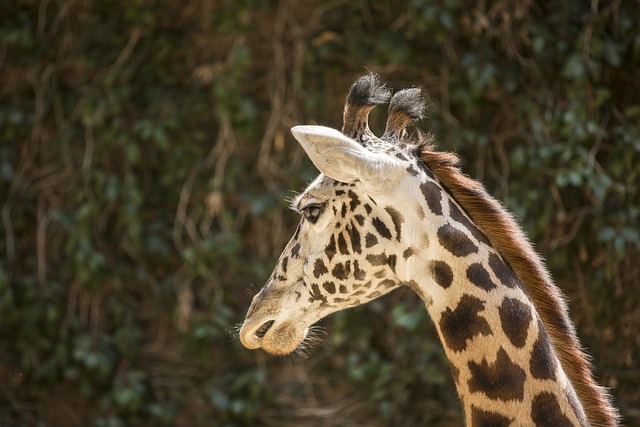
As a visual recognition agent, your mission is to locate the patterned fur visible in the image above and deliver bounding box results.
[240,74,618,426]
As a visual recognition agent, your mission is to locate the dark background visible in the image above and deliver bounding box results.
[1,1,639,426]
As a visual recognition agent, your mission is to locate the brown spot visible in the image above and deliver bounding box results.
[420,180,443,215]
[347,223,362,253]
[366,253,396,272]
[367,253,388,266]
[281,257,288,273]
[322,281,336,294]
[530,323,557,381]
[470,406,513,427]
[531,392,572,426]
[338,233,349,255]
[448,200,492,246]
[313,259,328,278]
[332,261,351,280]
[325,235,337,260]
[309,284,328,303]
[374,270,386,278]
[364,204,372,214]
[498,297,532,348]
[403,247,415,259]
[384,206,404,241]
[437,224,479,257]
[353,260,366,280]
[365,233,378,248]
[348,190,361,211]
[488,253,520,288]
[372,217,392,240]
[340,202,347,218]
[430,260,453,288]
[291,243,301,257]
[466,263,497,291]
[468,348,526,402]
[439,294,492,352]
[354,214,365,226]
[380,279,396,288]
[339,284,348,294]
[387,254,397,272]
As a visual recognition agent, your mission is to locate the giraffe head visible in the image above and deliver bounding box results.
[240,74,433,355]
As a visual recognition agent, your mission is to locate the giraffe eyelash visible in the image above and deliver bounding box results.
[284,191,301,211]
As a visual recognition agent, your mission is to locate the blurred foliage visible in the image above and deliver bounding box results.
[1,0,639,425]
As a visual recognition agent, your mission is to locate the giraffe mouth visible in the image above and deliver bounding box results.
[239,317,310,355]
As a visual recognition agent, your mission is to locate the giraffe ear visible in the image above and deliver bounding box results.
[291,125,403,190]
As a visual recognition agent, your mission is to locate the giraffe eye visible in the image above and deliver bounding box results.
[301,204,323,222]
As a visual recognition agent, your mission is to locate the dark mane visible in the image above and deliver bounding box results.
[417,142,619,427]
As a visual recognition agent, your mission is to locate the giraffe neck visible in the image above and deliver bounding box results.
[397,195,589,426]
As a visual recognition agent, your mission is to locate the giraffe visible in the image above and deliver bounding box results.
[239,74,619,426]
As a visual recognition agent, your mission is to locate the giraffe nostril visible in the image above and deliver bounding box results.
[255,320,275,339]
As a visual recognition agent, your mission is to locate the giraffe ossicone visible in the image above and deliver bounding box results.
[239,74,619,426]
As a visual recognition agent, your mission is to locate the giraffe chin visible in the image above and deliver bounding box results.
[262,322,309,356]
